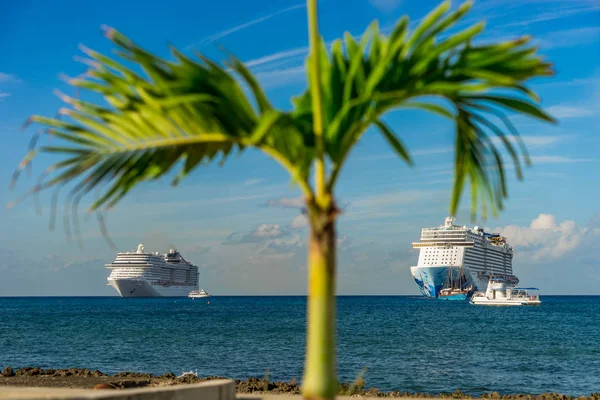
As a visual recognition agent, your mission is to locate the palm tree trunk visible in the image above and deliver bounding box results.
[302,206,338,400]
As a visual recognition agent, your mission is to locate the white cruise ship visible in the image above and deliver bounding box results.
[106,244,199,297]
[410,217,518,298]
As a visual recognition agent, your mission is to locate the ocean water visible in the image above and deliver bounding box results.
[1,296,599,396]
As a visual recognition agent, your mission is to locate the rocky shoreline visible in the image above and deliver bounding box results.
[1,367,598,399]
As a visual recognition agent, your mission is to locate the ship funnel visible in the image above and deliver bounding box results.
[444,216,455,227]
[137,243,144,253]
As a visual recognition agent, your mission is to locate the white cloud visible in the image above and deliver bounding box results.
[0,248,22,272]
[44,254,104,272]
[265,195,304,208]
[255,66,306,88]
[185,4,305,49]
[245,34,358,72]
[497,5,600,28]
[491,135,567,148]
[0,72,20,83]
[521,135,564,147]
[116,191,281,215]
[369,0,402,13]
[412,146,453,156]
[247,233,305,264]
[352,190,441,208]
[0,92,10,100]
[254,223,284,237]
[538,76,600,88]
[546,105,596,119]
[290,214,308,229]
[354,136,575,165]
[493,214,600,261]
[245,47,308,69]
[258,234,303,254]
[539,26,600,49]
[337,236,353,250]
[354,146,453,161]
[243,178,263,186]
[343,189,447,222]
[190,245,211,254]
[223,223,290,245]
[0,248,108,296]
[529,155,594,164]
[529,214,557,230]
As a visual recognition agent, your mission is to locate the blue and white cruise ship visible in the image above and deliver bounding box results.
[410,217,518,299]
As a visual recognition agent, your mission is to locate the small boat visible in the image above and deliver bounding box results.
[188,289,210,299]
[438,286,474,301]
[438,266,474,301]
[470,276,541,306]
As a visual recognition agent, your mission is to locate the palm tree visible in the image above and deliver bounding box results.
[11,1,554,399]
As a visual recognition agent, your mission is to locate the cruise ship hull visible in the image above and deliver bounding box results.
[410,266,483,298]
[108,278,192,297]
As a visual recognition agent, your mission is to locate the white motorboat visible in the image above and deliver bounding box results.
[188,289,210,299]
[470,276,541,306]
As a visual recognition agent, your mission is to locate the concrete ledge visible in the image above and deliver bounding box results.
[0,379,236,400]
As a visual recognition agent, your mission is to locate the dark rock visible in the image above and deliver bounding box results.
[2,368,598,400]
[175,374,200,384]
[115,380,152,389]
[114,371,153,378]
[16,367,41,376]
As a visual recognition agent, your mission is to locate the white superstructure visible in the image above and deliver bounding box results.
[410,217,518,297]
[188,289,210,299]
[106,244,199,297]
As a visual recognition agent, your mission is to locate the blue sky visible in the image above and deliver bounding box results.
[1,0,599,295]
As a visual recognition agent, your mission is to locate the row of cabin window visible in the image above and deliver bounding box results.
[424,247,459,263]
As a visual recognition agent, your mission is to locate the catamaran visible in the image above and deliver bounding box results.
[470,276,541,306]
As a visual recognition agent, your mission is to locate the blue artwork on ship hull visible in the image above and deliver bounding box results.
[410,266,476,299]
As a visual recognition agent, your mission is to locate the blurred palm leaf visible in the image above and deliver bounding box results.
[11,26,315,219]
[11,0,555,238]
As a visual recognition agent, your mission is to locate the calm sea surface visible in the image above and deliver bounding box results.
[1,296,599,396]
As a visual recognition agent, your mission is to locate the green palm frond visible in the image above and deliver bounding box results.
[11,0,556,238]
[11,26,315,219]
[294,0,555,219]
